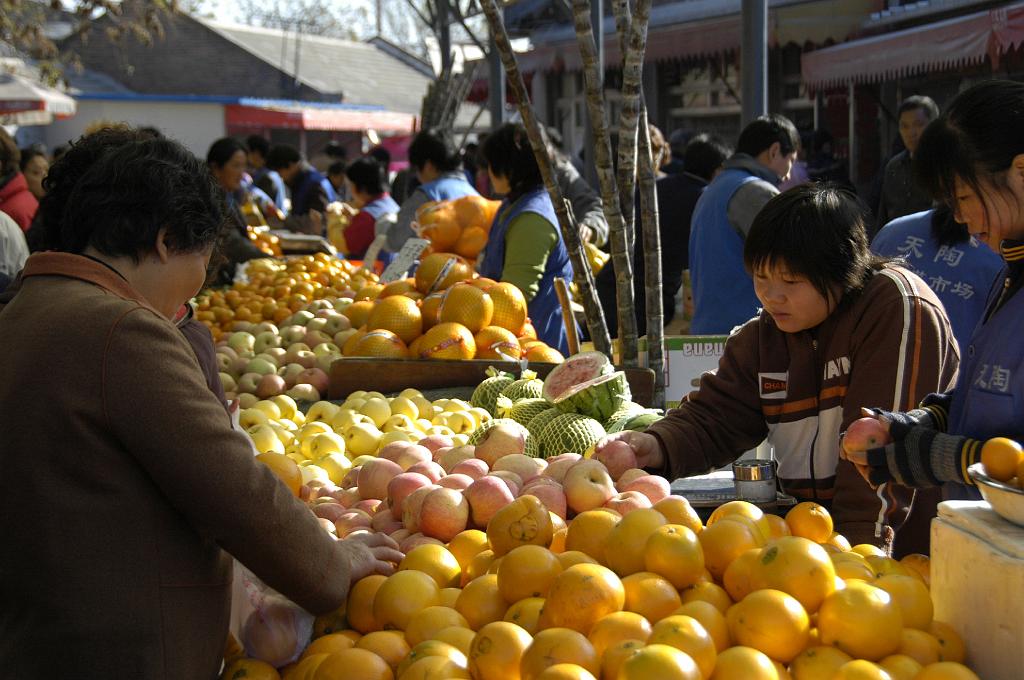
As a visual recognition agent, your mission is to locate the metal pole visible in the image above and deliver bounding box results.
[488,24,507,127]
[438,0,453,73]
[583,0,604,187]
[848,81,857,185]
[741,0,768,126]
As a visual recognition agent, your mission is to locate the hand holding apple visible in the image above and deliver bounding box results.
[593,431,664,471]
[840,409,894,487]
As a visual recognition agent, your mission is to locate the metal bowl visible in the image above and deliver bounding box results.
[967,462,1024,528]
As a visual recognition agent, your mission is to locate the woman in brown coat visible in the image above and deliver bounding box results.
[0,132,401,678]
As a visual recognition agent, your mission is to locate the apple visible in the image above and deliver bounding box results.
[237,393,259,409]
[256,373,287,399]
[394,445,433,471]
[521,483,568,520]
[237,372,264,395]
[371,509,403,534]
[287,383,320,402]
[406,460,445,483]
[263,347,287,364]
[487,470,523,497]
[290,310,315,326]
[449,458,489,480]
[228,356,251,378]
[379,441,416,463]
[389,528,411,544]
[312,502,348,523]
[245,358,277,376]
[418,434,456,454]
[333,329,358,349]
[464,476,516,528]
[382,414,417,433]
[322,314,351,335]
[253,322,279,335]
[228,331,256,355]
[492,454,547,484]
[216,353,235,372]
[604,490,653,515]
[592,440,639,481]
[616,468,649,490]
[217,346,238,362]
[331,487,361,507]
[474,424,527,466]
[419,487,470,542]
[334,511,372,538]
[352,499,382,515]
[387,472,433,520]
[437,473,474,491]
[280,325,307,344]
[312,342,341,358]
[296,368,329,396]
[437,445,477,472]
[281,363,306,388]
[315,354,338,374]
[303,330,332,348]
[231,321,255,333]
[542,453,582,483]
[844,417,891,450]
[356,457,403,500]
[402,485,439,533]
[306,317,329,333]
[219,372,237,393]
[620,475,671,504]
[317,518,337,536]
[400,533,445,553]
[563,460,617,514]
[254,331,282,354]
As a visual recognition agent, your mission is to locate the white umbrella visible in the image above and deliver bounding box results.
[0,71,77,125]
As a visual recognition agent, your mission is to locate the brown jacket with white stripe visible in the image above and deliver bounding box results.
[647,264,959,547]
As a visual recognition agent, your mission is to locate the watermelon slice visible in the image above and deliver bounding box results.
[541,351,613,403]
[552,371,632,423]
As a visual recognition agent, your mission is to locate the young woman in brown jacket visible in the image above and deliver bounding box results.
[0,131,401,678]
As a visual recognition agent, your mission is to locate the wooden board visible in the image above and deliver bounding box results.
[328,358,656,407]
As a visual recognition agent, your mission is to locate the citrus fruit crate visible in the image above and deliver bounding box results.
[327,358,656,407]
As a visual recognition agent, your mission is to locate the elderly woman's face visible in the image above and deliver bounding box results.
[212,149,247,192]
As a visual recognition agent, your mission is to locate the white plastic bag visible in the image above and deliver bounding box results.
[229,561,314,669]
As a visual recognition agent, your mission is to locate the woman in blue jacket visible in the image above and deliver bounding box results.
[843,80,1024,496]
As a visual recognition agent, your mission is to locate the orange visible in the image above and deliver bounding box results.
[487,495,555,556]
[399,544,462,589]
[222,658,281,680]
[726,589,810,663]
[928,621,966,663]
[873,574,933,630]
[466,549,496,584]
[455,574,508,631]
[421,218,462,252]
[342,300,375,328]
[774,660,792,680]
[312,648,392,680]
[467,620,533,680]
[757,514,791,540]
[852,543,886,558]
[722,548,766,603]
[550,528,568,553]
[789,645,853,680]
[878,655,923,680]
[475,326,523,361]
[896,628,941,665]
[347,575,387,634]
[439,283,494,333]
[342,327,368,356]
[497,545,564,604]
[505,596,546,635]
[899,554,931,587]
[404,605,470,647]
[448,529,489,570]
[680,581,732,614]
[284,653,328,680]
[301,633,355,658]
[256,452,303,497]
[603,509,667,577]
[534,664,596,680]
[707,500,764,526]
[537,563,626,635]
[831,551,877,581]
[785,502,834,543]
[415,253,473,294]
[396,640,467,678]
[455,226,489,260]
[352,329,408,359]
[356,631,410,673]
[697,516,763,580]
[831,660,894,680]
[621,571,682,623]
[433,626,475,656]
[866,555,912,579]
[354,283,384,301]
[672,600,730,652]
[643,524,705,590]
[616,643,702,680]
[757,536,837,613]
[400,656,470,680]
[824,531,853,552]
[417,321,477,360]
[980,436,1023,481]
[564,509,620,562]
[520,628,600,680]
[420,292,445,331]
[586,611,652,660]
[648,615,717,678]
[453,194,495,229]
[365,296,423,344]
[372,569,441,631]
[600,639,644,680]
[558,551,599,570]
[817,580,902,660]
[488,282,529,333]
[914,662,980,680]
[525,345,565,363]
[651,497,703,534]
[378,279,417,298]
[707,646,778,679]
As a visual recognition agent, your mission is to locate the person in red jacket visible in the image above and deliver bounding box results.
[0,128,38,232]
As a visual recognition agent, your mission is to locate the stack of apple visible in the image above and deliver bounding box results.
[302,420,668,552]
[216,298,361,406]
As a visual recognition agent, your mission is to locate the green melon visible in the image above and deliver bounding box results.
[471,369,515,416]
[538,413,607,458]
[606,411,664,433]
[526,407,562,442]
[553,371,631,423]
[501,370,544,402]
[604,401,647,427]
[507,397,551,426]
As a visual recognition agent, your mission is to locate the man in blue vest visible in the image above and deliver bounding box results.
[266,144,338,236]
[688,114,800,334]
[388,128,480,252]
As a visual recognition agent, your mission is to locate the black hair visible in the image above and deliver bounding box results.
[482,122,543,199]
[52,145,68,161]
[39,132,225,261]
[206,137,247,170]
[915,80,1024,219]
[368,146,391,168]
[744,184,886,310]
[0,127,20,176]
[324,141,347,160]
[930,204,969,248]
[137,126,164,139]
[19,146,47,172]
[408,128,462,173]
[346,157,387,195]
[898,95,939,121]
[669,128,694,156]
[683,133,731,182]
[327,161,347,177]
[246,135,270,158]
[736,114,800,158]
[266,145,302,171]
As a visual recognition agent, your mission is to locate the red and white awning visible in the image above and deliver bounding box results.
[225,101,416,134]
[0,71,77,125]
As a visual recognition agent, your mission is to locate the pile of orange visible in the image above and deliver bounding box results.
[223,499,981,680]
[416,195,502,261]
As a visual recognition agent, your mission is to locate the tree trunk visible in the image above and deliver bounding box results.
[637,103,665,408]
[570,0,637,367]
[612,0,649,248]
[479,0,612,356]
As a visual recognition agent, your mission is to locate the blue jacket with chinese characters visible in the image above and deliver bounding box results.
[872,210,1004,352]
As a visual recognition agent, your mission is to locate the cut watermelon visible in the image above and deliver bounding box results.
[552,371,632,422]
[541,351,613,402]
